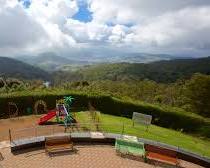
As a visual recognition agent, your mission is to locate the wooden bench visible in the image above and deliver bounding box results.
[115,139,145,160]
[45,135,73,154]
[145,144,179,167]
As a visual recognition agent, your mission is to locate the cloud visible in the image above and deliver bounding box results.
[0,5,46,48]
[88,0,210,24]
[0,0,77,55]
[87,0,210,55]
[0,0,210,58]
[124,6,210,51]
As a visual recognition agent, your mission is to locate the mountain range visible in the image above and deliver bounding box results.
[0,57,50,81]
[1,53,210,83]
[53,56,210,83]
[16,52,180,72]
[16,53,89,72]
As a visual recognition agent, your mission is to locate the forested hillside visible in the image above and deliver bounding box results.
[0,57,51,80]
[54,56,210,83]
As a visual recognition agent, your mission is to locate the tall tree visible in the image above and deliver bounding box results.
[185,73,210,117]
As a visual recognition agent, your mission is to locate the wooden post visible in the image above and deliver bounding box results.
[34,126,37,137]
[9,129,12,143]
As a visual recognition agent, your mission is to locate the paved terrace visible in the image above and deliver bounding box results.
[0,145,204,168]
[1,145,155,168]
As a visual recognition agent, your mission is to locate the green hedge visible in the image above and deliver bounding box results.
[0,91,210,138]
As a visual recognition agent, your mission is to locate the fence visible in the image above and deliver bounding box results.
[1,122,210,162]
[9,123,126,142]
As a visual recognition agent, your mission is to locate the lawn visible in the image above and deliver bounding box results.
[75,111,210,158]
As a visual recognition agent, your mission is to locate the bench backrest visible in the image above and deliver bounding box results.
[145,144,177,158]
[116,139,144,150]
[45,136,72,146]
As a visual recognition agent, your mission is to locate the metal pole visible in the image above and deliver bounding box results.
[146,125,149,132]
[121,122,125,135]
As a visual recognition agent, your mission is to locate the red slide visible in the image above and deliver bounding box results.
[38,110,56,125]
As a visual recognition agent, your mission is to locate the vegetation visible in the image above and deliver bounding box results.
[0,86,210,138]
[1,56,210,151]
[184,74,210,117]
[53,56,210,83]
[0,56,51,80]
[76,112,210,157]
[58,73,210,117]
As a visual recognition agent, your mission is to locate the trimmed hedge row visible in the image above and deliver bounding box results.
[0,92,89,118]
[0,91,210,138]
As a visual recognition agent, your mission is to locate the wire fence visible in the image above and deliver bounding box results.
[8,123,125,142]
[0,123,210,160]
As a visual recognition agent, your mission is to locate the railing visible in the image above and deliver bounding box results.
[3,123,210,168]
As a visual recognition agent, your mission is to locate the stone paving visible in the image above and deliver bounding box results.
[0,145,155,168]
[0,145,204,168]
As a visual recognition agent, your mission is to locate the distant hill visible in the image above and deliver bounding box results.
[17,53,90,72]
[53,56,210,83]
[0,57,51,81]
[16,52,179,72]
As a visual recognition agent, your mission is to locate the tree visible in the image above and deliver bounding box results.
[185,73,210,117]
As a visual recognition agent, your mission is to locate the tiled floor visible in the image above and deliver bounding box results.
[0,145,154,168]
[0,145,204,168]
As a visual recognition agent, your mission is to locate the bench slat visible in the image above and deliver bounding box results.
[147,152,178,165]
[45,136,73,154]
[115,139,145,157]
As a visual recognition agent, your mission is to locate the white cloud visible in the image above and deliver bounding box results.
[127,6,210,50]
[87,0,210,55]
[64,19,111,42]
[0,3,46,49]
[1,0,210,57]
[28,0,78,25]
[0,0,77,55]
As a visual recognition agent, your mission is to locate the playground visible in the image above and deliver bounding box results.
[0,96,210,168]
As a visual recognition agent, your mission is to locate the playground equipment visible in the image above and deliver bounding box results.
[8,102,19,118]
[34,100,47,115]
[38,96,76,126]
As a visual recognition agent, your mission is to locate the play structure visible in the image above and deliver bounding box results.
[38,96,76,126]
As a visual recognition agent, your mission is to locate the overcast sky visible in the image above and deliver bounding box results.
[0,0,210,58]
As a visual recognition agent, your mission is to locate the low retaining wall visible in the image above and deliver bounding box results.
[10,132,210,167]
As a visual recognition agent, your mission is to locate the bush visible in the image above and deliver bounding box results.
[185,73,210,117]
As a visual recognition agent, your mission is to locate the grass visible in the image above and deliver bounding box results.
[75,111,210,158]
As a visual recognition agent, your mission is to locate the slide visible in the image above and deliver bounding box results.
[38,110,56,125]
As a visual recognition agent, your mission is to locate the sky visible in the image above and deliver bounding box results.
[0,0,210,58]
